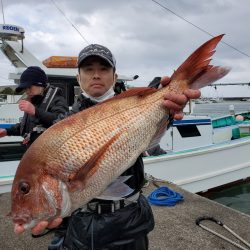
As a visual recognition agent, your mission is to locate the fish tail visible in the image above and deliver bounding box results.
[169,34,230,90]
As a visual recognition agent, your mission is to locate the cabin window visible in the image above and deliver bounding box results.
[0,142,26,161]
[176,125,201,137]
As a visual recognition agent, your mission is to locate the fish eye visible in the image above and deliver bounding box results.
[18,182,30,194]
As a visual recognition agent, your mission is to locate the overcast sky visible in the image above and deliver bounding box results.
[0,0,250,97]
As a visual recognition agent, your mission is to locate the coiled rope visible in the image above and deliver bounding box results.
[147,186,183,206]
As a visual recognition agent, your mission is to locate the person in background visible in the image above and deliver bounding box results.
[144,144,167,156]
[14,45,200,250]
[0,66,69,147]
[114,80,127,95]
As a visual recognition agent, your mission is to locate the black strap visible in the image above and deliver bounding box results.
[40,86,58,112]
[20,112,28,135]
[31,228,55,238]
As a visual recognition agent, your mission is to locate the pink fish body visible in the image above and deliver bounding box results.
[10,35,230,229]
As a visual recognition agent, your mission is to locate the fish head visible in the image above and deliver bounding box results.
[10,168,71,229]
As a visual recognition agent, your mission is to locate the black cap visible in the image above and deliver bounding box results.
[77,44,116,69]
[16,66,48,93]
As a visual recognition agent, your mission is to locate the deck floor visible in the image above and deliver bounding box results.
[0,179,250,250]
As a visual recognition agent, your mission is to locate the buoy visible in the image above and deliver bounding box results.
[236,115,244,121]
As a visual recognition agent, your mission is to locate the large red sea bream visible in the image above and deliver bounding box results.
[10,35,230,229]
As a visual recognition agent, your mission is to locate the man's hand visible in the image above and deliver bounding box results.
[0,128,7,138]
[160,76,201,120]
[14,218,63,235]
[19,100,36,116]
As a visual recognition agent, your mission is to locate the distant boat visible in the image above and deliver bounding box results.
[0,95,24,143]
[210,97,223,103]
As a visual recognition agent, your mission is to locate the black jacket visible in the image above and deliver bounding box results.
[57,93,154,250]
[51,80,167,249]
[6,86,69,145]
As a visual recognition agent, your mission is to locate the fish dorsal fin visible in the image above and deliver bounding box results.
[100,87,157,105]
[170,34,229,88]
[116,87,157,97]
[67,133,120,192]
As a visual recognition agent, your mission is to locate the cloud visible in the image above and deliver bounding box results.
[0,0,249,96]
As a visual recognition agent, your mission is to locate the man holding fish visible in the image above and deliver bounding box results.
[11,35,229,250]
[47,44,198,249]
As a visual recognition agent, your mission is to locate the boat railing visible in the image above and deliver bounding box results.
[0,142,26,162]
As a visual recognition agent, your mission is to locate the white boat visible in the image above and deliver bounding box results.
[1,112,250,194]
[145,114,250,193]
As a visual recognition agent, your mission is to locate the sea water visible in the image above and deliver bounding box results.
[193,101,250,216]
[207,181,250,216]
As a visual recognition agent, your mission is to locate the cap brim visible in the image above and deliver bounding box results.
[78,54,115,68]
[15,87,24,93]
[15,82,31,93]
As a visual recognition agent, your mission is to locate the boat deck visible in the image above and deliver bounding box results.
[0,179,249,250]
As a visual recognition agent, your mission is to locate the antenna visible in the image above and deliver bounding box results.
[50,0,89,45]
[0,0,5,24]
[151,0,250,58]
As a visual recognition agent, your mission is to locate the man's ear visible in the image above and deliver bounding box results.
[77,73,85,91]
[76,74,80,84]
[114,73,118,82]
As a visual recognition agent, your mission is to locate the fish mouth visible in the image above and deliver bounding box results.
[12,213,49,230]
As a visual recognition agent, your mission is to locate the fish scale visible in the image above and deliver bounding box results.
[10,34,230,229]
[52,96,160,170]
[67,98,169,203]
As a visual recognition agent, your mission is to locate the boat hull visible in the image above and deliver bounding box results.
[144,137,250,193]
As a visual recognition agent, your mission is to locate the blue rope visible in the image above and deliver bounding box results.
[147,186,184,206]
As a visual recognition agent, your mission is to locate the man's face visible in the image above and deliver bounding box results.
[25,85,44,98]
[78,56,117,97]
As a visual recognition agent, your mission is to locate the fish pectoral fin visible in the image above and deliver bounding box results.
[67,134,121,192]
[96,176,134,200]
[116,175,132,183]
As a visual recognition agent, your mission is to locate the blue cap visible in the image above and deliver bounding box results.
[16,66,47,93]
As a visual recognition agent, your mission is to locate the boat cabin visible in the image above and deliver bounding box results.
[160,115,213,152]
